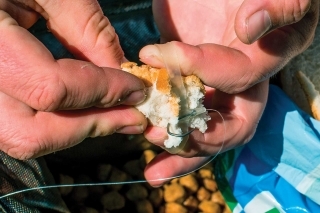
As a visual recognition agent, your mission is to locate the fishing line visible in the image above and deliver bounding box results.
[0,110,226,200]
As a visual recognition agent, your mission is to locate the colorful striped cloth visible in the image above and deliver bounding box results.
[216,85,320,212]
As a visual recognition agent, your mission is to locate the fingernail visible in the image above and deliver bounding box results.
[116,124,144,134]
[121,89,147,105]
[246,10,272,44]
[139,45,163,64]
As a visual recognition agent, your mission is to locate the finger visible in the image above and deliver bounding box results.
[184,81,269,157]
[140,17,316,94]
[34,0,123,68]
[144,111,238,158]
[143,126,167,144]
[0,0,40,28]
[0,11,146,111]
[0,92,147,160]
[235,0,314,44]
[143,87,218,146]
[144,152,211,187]
[140,42,253,93]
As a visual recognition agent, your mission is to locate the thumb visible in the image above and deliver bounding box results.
[35,0,123,68]
[235,0,312,44]
[139,42,253,94]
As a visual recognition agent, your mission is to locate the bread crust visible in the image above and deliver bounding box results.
[121,62,171,94]
[121,62,209,149]
[121,62,180,117]
[121,62,205,118]
[121,62,205,95]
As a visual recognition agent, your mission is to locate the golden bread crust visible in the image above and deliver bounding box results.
[121,62,209,148]
[121,62,204,94]
[184,75,206,94]
[121,62,171,95]
[121,62,205,118]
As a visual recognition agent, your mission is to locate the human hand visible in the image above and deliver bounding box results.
[142,77,269,186]
[140,0,319,186]
[0,0,147,160]
[142,0,319,93]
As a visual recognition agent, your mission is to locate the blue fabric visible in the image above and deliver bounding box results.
[221,85,320,212]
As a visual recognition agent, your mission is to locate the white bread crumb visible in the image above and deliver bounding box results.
[136,85,179,128]
[121,62,210,148]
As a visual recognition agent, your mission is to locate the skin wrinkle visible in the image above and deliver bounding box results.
[60,2,122,66]
[230,70,253,93]
[293,0,309,22]
[30,67,67,111]
[283,0,309,25]
[24,73,51,110]
[33,112,78,157]
[81,9,106,51]
[89,121,111,137]
[294,0,301,22]
[5,136,34,160]
[93,18,121,60]
[12,113,44,159]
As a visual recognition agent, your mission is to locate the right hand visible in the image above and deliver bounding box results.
[143,0,319,94]
[0,0,147,160]
[142,0,319,187]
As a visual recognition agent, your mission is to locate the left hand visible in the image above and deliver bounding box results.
[0,0,147,160]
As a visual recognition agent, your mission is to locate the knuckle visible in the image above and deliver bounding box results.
[89,126,114,138]
[224,74,254,94]
[82,13,122,53]
[98,97,119,108]
[96,20,118,48]
[284,0,311,23]
[2,136,39,160]
[26,75,67,111]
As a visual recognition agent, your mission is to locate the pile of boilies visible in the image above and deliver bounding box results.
[58,141,231,213]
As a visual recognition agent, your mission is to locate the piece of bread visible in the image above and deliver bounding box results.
[281,17,320,120]
[121,62,210,148]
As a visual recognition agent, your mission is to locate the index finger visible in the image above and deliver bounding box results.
[144,152,211,187]
[0,11,146,111]
[34,0,124,68]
